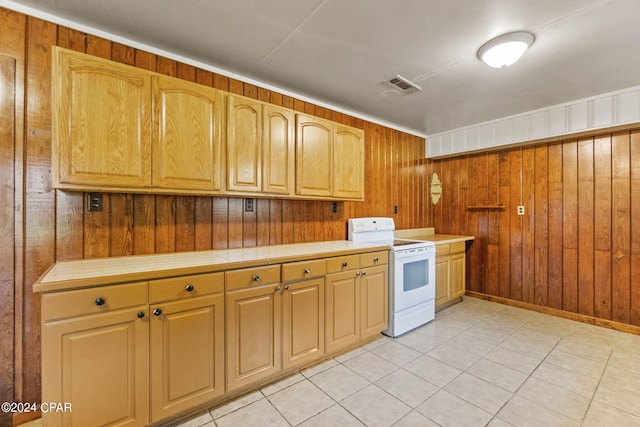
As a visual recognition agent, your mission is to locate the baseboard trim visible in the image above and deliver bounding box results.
[465,291,640,336]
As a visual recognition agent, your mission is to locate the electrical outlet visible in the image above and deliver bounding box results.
[517,205,525,215]
[394,205,398,214]
[87,193,103,212]
[332,202,337,213]
[244,198,254,212]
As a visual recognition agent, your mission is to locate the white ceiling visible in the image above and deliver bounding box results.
[7,0,640,136]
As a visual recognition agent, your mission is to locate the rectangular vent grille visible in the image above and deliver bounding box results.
[386,75,421,94]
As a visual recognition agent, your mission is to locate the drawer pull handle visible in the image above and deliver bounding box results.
[153,308,162,316]
[137,311,145,319]
[342,262,348,267]
[253,275,260,281]
[95,297,105,306]
[185,284,194,292]
[304,268,311,274]
[374,257,379,262]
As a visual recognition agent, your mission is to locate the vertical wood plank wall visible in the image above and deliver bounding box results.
[0,8,427,406]
[428,130,640,328]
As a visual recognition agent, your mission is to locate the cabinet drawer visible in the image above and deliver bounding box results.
[149,272,224,303]
[42,281,148,322]
[435,243,450,256]
[282,259,327,282]
[326,254,360,273]
[450,241,466,254]
[360,251,389,268]
[226,265,281,291]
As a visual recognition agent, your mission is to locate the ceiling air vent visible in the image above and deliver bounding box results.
[386,75,422,94]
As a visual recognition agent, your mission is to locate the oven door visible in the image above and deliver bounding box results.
[391,247,435,312]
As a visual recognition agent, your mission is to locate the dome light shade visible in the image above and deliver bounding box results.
[478,31,534,68]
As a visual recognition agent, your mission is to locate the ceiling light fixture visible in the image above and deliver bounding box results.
[477,31,534,68]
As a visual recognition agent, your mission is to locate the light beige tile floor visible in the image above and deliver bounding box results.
[166,297,640,427]
[23,297,640,427]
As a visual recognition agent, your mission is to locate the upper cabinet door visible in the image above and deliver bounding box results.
[227,96,262,192]
[334,125,364,199]
[153,75,224,191]
[263,105,294,195]
[53,47,152,188]
[295,114,333,197]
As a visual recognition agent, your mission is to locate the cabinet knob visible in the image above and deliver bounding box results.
[153,308,162,316]
[137,311,145,318]
[275,286,281,293]
[342,262,348,267]
[185,284,194,292]
[374,257,379,262]
[304,268,311,274]
[362,271,367,276]
[253,275,260,281]
[95,297,106,306]
[284,285,289,291]
[356,271,361,276]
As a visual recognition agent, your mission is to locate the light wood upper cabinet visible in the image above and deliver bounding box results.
[334,125,364,199]
[227,96,262,192]
[296,114,334,197]
[296,114,364,199]
[263,105,295,194]
[153,75,224,191]
[53,47,152,188]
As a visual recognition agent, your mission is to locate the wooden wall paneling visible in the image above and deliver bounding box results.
[476,153,489,294]
[281,200,295,244]
[509,149,523,301]
[257,199,271,246]
[593,135,612,319]
[212,197,229,249]
[611,132,631,323]
[547,143,564,310]
[497,151,511,299]
[562,140,579,313]
[486,153,500,297]
[400,132,411,229]
[534,145,549,306]
[23,15,58,405]
[630,130,640,325]
[175,196,196,252]
[466,155,481,292]
[577,138,595,316]
[228,78,243,95]
[243,82,257,99]
[269,200,283,245]
[457,156,469,236]
[111,42,135,65]
[521,147,535,304]
[0,53,16,427]
[132,50,157,254]
[228,198,243,248]
[314,201,324,241]
[155,195,177,253]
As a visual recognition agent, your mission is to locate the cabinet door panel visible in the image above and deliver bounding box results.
[325,271,359,353]
[226,285,282,391]
[450,253,466,300]
[227,96,262,192]
[53,47,151,188]
[334,125,364,199]
[360,265,388,339]
[435,255,450,308]
[42,307,149,427]
[296,114,333,197]
[282,278,324,369]
[263,105,294,194]
[153,75,224,191]
[150,295,224,422]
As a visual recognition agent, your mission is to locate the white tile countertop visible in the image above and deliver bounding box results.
[34,240,390,293]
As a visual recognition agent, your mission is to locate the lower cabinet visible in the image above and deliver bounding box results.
[41,306,150,427]
[225,283,282,392]
[325,252,389,354]
[435,241,467,308]
[149,294,225,423]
